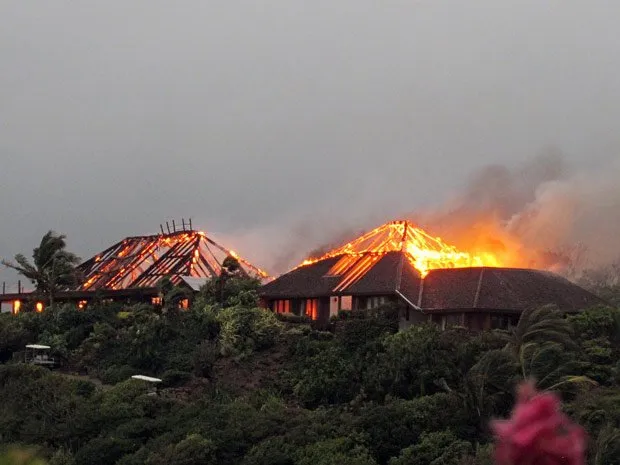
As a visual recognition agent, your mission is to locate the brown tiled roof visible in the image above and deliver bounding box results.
[259,256,342,298]
[421,266,604,312]
[346,252,403,295]
[260,252,605,313]
[419,267,482,309]
[474,268,601,312]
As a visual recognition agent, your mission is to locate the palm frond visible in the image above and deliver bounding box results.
[546,375,598,392]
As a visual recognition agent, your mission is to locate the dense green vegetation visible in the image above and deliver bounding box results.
[0,277,619,465]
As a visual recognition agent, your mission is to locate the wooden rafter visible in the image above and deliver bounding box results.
[74,230,269,291]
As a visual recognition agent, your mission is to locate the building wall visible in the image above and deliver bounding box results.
[427,311,519,331]
[264,297,522,333]
[398,305,427,330]
[318,297,331,323]
[0,302,13,314]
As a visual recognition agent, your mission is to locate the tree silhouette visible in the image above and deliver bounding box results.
[2,231,80,307]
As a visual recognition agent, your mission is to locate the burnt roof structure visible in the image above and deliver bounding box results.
[0,227,270,310]
[260,220,604,314]
[76,229,269,291]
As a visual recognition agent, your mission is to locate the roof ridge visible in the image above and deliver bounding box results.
[473,267,485,308]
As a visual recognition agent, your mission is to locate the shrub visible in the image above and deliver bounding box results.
[74,438,137,465]
[146,433,217,465]
[242,436,296,465]
[193,340,219,378]
[100,365,140,385]
[388,430,473,465]
[49,448,75,465]
[0,314,32,363]
[275,313,311,325]
[296,436,378,465]
[161,370,192,388]
[356,394,466,463]
[217,307,282,358]
[292,345,359,407]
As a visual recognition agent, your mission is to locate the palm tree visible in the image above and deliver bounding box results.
[506,305,575,356]
[462,349,517,435]
[504,304,596,391]
[2,231,81,308]
[460,305,596,439]
[587,423,620,465]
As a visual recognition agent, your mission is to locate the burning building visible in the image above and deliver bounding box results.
[259,220,604,330]
[1,223,269,313]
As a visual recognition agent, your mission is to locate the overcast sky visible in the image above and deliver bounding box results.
[2,0,620,283]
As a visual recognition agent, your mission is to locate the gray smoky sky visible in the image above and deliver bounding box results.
[2,1,620,285]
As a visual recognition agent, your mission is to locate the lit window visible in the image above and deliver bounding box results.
[13,300,21,315]
[151,296,162,305]
[304,299,318,320]
[77,300,87,310]
[273,299,291,314]
[35,302,44,313]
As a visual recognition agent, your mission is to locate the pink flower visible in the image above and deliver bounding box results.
[491,381,587,465]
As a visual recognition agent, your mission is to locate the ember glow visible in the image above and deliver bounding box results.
[77,230,269,291]
[300,220,520,278]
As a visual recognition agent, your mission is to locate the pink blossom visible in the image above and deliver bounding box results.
[491,381,587,465]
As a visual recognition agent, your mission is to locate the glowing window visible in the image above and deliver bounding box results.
[35,302,44,313]
[303,299,318,320]
[13,300,21,315]
[273,300,291,314]
[340,296,352,311]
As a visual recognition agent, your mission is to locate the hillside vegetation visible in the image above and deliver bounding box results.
[0,277,619,465]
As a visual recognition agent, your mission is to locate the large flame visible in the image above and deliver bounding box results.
[299,220,524,278]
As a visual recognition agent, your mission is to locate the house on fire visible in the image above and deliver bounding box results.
[259,220,604,330]
[1,222,269,313]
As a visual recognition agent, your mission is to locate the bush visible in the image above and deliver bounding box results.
[217,307,282,358]
[292,345,359,407]
[100,365,141,385]
[0,314,32,363]
[161,370,192,388]
[49,448,75,465]
[356,394,466,463]
[388,430,474,465]
[146,433,217,465]
[296,436,377,465]
[241,436,296,465]
[275,313,311,325]
[334,316,398,348]
[74,438,137,465]
[193,340,219,378]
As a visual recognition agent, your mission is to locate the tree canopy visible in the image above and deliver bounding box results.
[0,273,618,465]
[2,231,80,306]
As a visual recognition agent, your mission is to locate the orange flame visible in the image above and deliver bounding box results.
[299,220,522,278]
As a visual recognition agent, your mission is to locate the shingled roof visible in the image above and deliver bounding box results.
[260,253,603,313]
[418,267,604,313]
[260,219,605,313]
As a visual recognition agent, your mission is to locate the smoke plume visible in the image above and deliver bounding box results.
[233,150,620,280]
[412,150,620,278]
